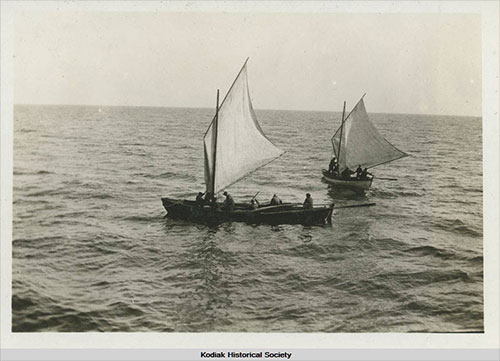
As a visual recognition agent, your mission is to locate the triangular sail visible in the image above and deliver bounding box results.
[331,98,408,172]
[204,62,284,193]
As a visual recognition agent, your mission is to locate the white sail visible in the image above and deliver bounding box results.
[331,98,408,172]
[204,62,284,193]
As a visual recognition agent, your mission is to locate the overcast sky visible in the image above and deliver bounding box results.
[14,11,481,116]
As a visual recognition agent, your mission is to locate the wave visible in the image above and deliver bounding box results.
[406,245,483,267]
[334,277,400,300]
[402,298,483,330]
[14,169,54,176]
[285,243,327,259]
[392,190,425,197]
[86,193,115,200]
[122,214,163,222]
[374,269,472,289]
[65,191,115,200]
[13,235,64,248]
[150,171,178,178]
[12,291,101,332]
[91,280,111,287]
[369,189,398,199]
[469,256,483,264]
[405,245,457,260]
[12,293,146,332]
[25,187,68,197]
[148,171,199,182]
[462,187,483,194]
[118,142,146,146]
[431,218,482,238]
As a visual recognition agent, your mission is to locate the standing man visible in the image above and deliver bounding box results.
[328,157,337,174]
[356,165,363,179]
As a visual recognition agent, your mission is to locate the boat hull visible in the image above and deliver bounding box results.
[161,197,334,225]
[322,169,373,190]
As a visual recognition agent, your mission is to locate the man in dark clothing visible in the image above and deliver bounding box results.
[223,191,235,212]
[195,192,204,206]
[356,165,363,179]
[328,157,337,174]
[270,194,282,205]
[360,168,372,180]
[341,167,352,180]
[303,193,313,209]
[250,198,259,210]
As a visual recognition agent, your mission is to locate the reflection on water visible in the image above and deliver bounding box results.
[326,184,370,202]
[189,228,234,317]
[298,227,313,243]
[271,225,285,233]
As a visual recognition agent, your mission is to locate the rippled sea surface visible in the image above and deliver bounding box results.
[12,104,483,332]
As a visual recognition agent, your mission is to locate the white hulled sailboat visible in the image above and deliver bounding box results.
[323,95,408,190]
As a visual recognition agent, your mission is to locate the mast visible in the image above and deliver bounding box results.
[211,89,219,203]
[337,101,346,164]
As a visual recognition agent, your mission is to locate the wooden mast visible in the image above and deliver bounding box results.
[337,101,346,167]
[211,89,220,204]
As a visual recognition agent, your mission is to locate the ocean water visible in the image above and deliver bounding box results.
[12,104,483,332]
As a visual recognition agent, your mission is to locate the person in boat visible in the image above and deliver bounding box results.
[270,194,283,205]
[328,157,338,174]
[341,167,352,180]
[303,193,313,209]
[203,192,212,204]
[250,198,259,210]
[356,165,363,179]
[222,191,235,212]
[360,168,372,180]
[195,192,204,206]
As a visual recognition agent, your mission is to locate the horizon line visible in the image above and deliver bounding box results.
[13,102,482,119]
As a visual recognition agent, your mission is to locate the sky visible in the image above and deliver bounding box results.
[14,10,482,116]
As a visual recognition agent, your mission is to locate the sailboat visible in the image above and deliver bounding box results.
[162,59,334,225]
[322,94,408,191]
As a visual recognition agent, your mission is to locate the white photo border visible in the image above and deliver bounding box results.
[1,0,498,351]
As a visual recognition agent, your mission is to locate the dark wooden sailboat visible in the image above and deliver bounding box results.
[162,60,334,225]
[323,94,408,191]
[162,198,333,225]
